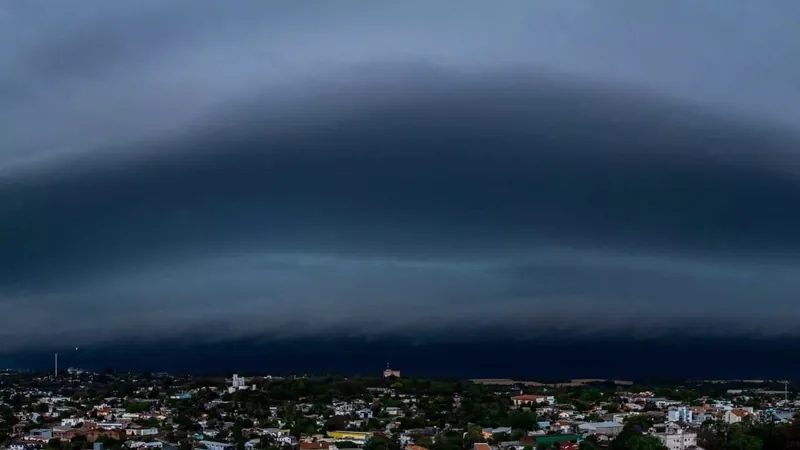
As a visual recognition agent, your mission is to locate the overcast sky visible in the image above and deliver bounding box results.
[2,1,800,351]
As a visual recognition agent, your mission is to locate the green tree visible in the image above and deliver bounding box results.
[491,433,511,444]
[463,426,485,450]
[364,435,403,450]
[126,402,150,414]
[725,431,762,450]
[578,440,600,450]
[624,435,666,450]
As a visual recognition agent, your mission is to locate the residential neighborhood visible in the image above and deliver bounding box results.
[0,369,797,450]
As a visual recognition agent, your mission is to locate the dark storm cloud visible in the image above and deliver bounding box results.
[3,69,799,283]
[2,1,800,350]
[2,67,800,350]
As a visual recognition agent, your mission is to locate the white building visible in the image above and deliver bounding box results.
[200,441,235,450]
[724,409,749,424]
[655,431,697,450]
[511,395,555,406]
[667,407,693,423]
[578,421,624,436]
[355,408,373,420]
[96,423,126,430]
[126,427,159,437]
[232,374,246,389]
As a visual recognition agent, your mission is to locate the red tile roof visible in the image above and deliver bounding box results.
[300,442,330,450]
[513,394,549,401]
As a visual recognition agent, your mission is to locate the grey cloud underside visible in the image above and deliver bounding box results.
[2,68,800,348]
[3,70,800,282]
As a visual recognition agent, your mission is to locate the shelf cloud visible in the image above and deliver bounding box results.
[1,1,800,351]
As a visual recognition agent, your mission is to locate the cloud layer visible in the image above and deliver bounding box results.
[2,1,800,351]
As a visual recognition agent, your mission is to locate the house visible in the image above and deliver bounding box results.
[126,426,159,437]
[511,395,555,406]
[578,421,624,436]
[521,434,580,450]
[299,441,336,450]
[355,408,373,420]
[199,442,235,450]
[61,418,83,427]
[276,436,297,447]
[51,426,73,439]
[258,428,284,437]
[96,423,126,430]
[10,442,41,450]
[553,421,575,433]
[694,413,711,424]
[85,429,126,442]
[481,427,512,440]
[127,442,162,449]
[29,429,53,440]
[385,407,403,417]
[326,431,372,443]
[724,409,749,424]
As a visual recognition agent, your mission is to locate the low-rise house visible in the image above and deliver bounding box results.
[277,436,298,447]
[326,431,371,443]
[578,421,624,436]
[521,434,580,450]
[28,429,52,441]
[355,409,373,420]
[51,426,73,439]
[299,441,337,450]
[724,409,749,424]
[10,441,42,450]
[127,442,162,449]
[125,425,159,437]
[511,395,555,406]
[385,407,403,417]
[61,418,84,427]
[481,427,512,440]
[199,442,235,450]
[85,428,127,442]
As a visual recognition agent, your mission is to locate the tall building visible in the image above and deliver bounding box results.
[232,374,246,388]
[655,430,697,450]
[667,407,693,423]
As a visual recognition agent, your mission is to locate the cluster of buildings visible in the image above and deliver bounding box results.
[0,369,796,450]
